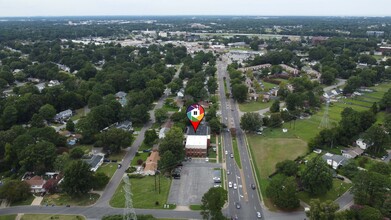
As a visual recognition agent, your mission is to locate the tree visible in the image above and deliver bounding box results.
[96,128,133,153]
[320,70,336,85]
[29,113,45,128]
[19,141,57,174]
[379,88,391,112]
[266,174,300,209]
[66,120,75,132]
[70,147,84,159]
[144,129,158,146]
[357,206,383,220]
[276,160,298,176]
[131,104,150,124]
[158,150,177,173]
[232,84,248,103]
[209,118,222,134]
[363,125,390,154]
[207,77,218,94]
[269,113,283,128]
[54,153,71,172]
[38,104,56,120]
[240,112,262,132]
[369,162,391,176]
[0,180,31,203]
[159,127,184,163]
[92,172,110,190]
[1,105,17,129]
[270,100,280,113]
[306,199,339,220]
[62,160,94,197]
[301,156,333,195]
[201,187,228,220]
[155,108,168,123]
[352,171,390,209]
[88,93,103,108]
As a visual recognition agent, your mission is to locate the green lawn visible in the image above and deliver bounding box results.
[97,162,118,178]
[232,137,242,169]
[189,204,202,210]
[0,215,17,220]
[70,108,87,121]
[161,104,179,112]
[261,81,277,91]
[110,176,172,209]
[131,152,149,166]
[10,195,34,206]
[297,179,352,204]
[139,142,153,151]
[21,214,85,220]
[78,145,93,154]
[247,135,308,178]
[107,150,127,161]
[42,193,99,206]
[208,147,217,160]
[239,100,272,112]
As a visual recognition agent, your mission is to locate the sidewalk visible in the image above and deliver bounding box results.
[31,196,43,206]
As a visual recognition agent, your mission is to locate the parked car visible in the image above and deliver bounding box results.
[256,211,262,218]
[251,184,256,190]
[214,184,221,188]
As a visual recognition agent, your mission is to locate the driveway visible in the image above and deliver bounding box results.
[167,160,222,206]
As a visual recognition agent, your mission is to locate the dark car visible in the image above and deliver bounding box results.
[235,202,241,209]
[251,184,256,190]
[111,159,117,162]
[66,204,70,207]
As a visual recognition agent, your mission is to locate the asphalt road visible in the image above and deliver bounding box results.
[217,54,307,220]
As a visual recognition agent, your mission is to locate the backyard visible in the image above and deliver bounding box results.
[110,176,172,209]
[297,179,352,204]
[96,162,118,179]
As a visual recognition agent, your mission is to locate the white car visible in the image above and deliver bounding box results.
[233,183,237,189]
[214,184,221,188]
[228,181,233,188]
[205,157,209,162]
[225,150,228,155]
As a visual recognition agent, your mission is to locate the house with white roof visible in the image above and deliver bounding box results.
[356,138,373,150]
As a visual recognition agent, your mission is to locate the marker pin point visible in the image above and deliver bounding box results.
[186,104,205,132]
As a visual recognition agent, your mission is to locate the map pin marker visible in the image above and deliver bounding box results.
[186,104,205,132]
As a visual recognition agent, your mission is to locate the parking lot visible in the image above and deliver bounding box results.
[167,159,222,206]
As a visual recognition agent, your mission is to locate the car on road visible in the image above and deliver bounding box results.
[233,183,237,189]
[205,157,209,162]
[251,184,256,190]
[227,170,230,175]
[214,184,221,188]
[256,211,262,218]
[225,150,228,155]
[228,181,233,188]
[235,202,241,209]
[230,153,234,158]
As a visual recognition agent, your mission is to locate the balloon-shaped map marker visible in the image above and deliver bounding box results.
[186,104,205,132]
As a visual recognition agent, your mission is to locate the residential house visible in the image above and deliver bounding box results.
[48,80,60,87]
[143,151,160,175]
[82,153,105,172]
[185,122,210,157]
[322,153,349,169]
[356,138,373,150]
[35,83,46,92]
[227,42,247,48]
[53,109,73,122]
[115,120,133,132]
[177,89,185,98]
[159,127,169,139]
[342,147,364,159]
[280,64,299,75]
[24,176,46,193]
[115,91,127,107]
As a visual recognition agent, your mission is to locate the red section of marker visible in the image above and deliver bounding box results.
[190,121,201,132]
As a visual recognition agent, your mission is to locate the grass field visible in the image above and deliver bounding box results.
[0,215,16,220]
[247,135,308,178]
[21,214,85,220]
[42,193,99,206]
[131,152,149,166]
[110,176,172,209]
[107,150,127,161]
[297,179,352,204]
[70,108,87,121]
[189,204,202,210]
[260,80,277,91]
[77,145,93,154]
[239,100,272,112]
[10,195,34,206]
[232,137,242,169]
[96,162,117,179]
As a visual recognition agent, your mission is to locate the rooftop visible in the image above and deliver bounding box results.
[83,154,104,169]
[185,135,208,149]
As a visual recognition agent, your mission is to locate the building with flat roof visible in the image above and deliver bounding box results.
[185,135,208,157]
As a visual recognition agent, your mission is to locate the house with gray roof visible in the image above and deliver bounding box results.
[82,153,104,172]
[53,109,73,122]
[322,153,349,169]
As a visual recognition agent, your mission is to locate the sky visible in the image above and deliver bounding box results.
[0,0,390,17]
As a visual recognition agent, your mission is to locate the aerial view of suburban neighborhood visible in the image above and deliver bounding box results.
[0,1,390,220]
